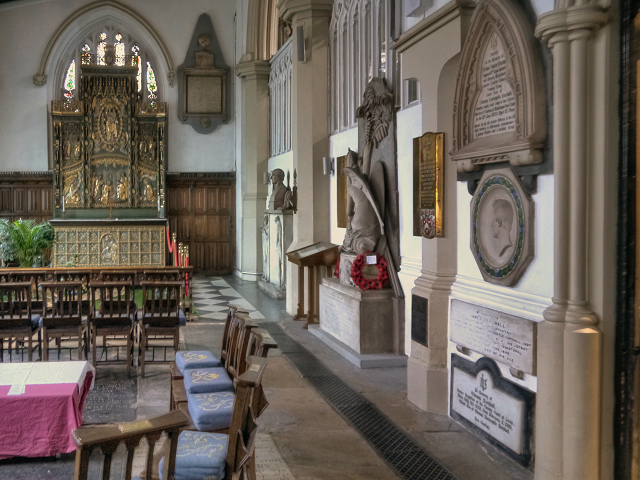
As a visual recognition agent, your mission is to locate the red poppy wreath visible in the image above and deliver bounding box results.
[350,252,388,290]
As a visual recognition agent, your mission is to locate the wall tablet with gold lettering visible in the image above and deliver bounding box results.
[413,132,444,238]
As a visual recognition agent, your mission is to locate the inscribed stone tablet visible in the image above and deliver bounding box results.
[450,355,534,467]
[450,299,536,374]
[187,75,222,114]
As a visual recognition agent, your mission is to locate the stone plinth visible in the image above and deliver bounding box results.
[319,277,395,354]
[258,209,293,299]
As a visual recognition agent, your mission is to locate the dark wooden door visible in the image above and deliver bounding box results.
[166,174,235,274]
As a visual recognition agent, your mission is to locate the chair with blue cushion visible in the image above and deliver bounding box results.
[0,281,41,362]
[164,357,268,480]
[89,279,138,376]
[139,280,185,377]
[71,409,190,480]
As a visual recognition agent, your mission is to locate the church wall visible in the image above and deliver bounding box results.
[0,0,237,173]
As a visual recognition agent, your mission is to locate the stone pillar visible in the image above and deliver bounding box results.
[236,60,271,281]
[279,0,333,314]
[535,5,608,480]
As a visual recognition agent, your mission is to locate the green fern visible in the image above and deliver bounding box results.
[0,219,55,267]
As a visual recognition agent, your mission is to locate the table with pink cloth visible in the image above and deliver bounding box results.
[0,361,95,459]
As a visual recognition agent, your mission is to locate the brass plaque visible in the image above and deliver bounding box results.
[118,420,153,433]
[337,155,348,228]
[413,133,444,238]
[187,75,222,114]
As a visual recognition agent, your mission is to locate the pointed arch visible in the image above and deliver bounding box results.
[245,0,282,61]
[33,0,174,91]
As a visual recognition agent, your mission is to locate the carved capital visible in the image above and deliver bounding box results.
[236,60,271,80]
[33,73,47,86]
[277,0,333,23]
[535,4,609,45]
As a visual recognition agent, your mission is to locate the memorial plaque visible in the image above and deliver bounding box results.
[450,355,534,468]
[450,299,536,374]
[411,294,428,347]
[186,75,223,114]
[473,33,516,139]
[413,132,444,238]
[337,155,348,228]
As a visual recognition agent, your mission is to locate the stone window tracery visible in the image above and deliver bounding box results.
[330,0,391,133]
[61,28,160,103]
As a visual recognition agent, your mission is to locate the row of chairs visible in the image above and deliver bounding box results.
[71,305,278,480]
[0,278,185,376]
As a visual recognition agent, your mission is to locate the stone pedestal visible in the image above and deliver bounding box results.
[258,209,293,299]
[319,277,395,354]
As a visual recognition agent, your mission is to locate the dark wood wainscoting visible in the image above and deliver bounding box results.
[166,173,236,275]
[0,172,53,222]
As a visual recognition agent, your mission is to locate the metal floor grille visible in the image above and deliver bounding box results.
[261,322,459,480]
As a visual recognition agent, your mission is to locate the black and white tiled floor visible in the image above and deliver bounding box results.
[190,276,266,321]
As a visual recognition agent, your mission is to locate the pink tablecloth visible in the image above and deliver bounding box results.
[0,365,94,459]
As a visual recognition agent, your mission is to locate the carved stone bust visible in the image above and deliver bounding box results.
[268,169,292,210]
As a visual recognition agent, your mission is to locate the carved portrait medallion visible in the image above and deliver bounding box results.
[470,168,533,286]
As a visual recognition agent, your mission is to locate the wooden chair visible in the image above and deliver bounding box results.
[40,280,88,361]
[71,358,267,480]
[88,280,138,376]
[72,409,189,480]
[139,280,184,377]
[0,281,41,362]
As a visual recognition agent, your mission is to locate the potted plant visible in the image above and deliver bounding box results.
[0,219,55,267]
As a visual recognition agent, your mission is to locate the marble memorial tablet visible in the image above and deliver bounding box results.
[450,299,536,374]
[450,355,534,467]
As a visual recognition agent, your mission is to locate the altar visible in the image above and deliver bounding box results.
[50,219,167,267]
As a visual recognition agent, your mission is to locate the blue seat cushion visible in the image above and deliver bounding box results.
[183,367,233,395]
[31,314,42,330]
[188,391,235,431]
[160,431,227,480]
[176,351,221,372]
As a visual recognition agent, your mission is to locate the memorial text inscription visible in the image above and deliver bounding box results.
[450,300,536,374]
[473,33,516,139]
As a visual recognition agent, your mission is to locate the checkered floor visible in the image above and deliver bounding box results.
[190,276,265,321]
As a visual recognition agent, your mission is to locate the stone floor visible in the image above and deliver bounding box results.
[0,275,534,480]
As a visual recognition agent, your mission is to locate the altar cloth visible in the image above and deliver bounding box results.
[0,361,95,459]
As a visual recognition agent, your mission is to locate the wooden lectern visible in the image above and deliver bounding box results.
[287,242,339,326]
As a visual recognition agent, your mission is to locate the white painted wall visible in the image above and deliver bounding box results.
[0,0,238,173]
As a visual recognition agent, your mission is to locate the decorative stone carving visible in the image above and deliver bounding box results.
[258,210,293,299]
[469,168,534,286]
[451,0,546,172]
[261,215,270,281]
[32,73,47,86]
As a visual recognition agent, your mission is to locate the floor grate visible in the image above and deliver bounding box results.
[261,323,459,480]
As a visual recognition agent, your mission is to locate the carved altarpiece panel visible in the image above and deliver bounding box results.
[51,63,167,217]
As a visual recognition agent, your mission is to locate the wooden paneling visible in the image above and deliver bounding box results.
[166,174,235,275]
[0,173,53,223]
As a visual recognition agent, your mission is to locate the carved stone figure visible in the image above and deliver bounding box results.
[268,169,293,210]
[340,150,382,255]
[143,178,156,203]
[261,215,269,281]
[101,181,112,204]
[275,216,283,287]
[93,173,103,201]
[117,173,129,201]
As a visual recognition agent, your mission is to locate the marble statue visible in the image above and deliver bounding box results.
[268,169,293,210]
[275,216,283,287]
[261,215,269,281]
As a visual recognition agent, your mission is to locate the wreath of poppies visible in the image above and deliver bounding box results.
[350,252,388,290]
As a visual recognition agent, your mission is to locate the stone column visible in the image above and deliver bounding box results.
[278,0,333,314]
[236,60,271,281]
[535,5,608,480]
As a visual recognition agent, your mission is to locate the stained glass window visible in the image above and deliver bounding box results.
[81,44,91,65]
[132,45,141,92]
[114,33,125,66]
[63,60,76,102]
[97,32,107,65]
[146,62,157,101]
